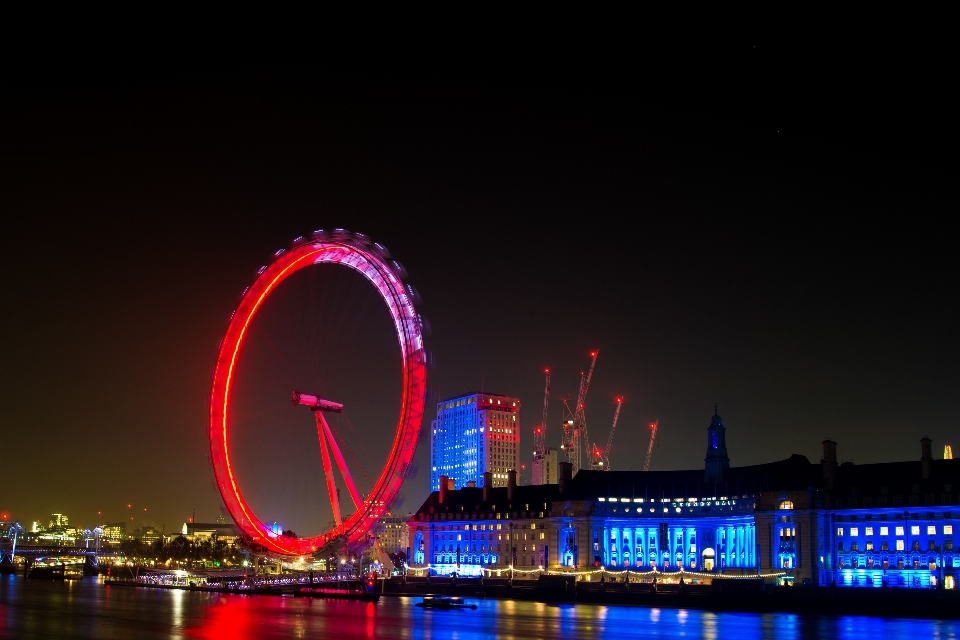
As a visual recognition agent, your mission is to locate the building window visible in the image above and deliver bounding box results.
[779,500,794,510]
[880,527,889,536]
[896,540,905,551]
[837,527,843,537]
[850,528,858,537]
[911,526,920,536]
[928,526,937,535]
[895,526,904,536]
[865,527,873,536]
[946,526,954,535]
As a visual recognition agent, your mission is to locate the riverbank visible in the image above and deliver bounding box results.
[92,573,960,620]
[379,575,960,620]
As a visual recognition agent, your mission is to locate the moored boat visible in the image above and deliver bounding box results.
[415,595,477,609]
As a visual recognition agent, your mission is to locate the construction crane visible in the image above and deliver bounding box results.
[531,368,550,485]
[599,397,623,471]
[589,397,622,471]
[643,419,659,472]
[562,350,598,475]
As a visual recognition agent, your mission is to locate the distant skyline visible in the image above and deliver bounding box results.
[2,43,956,534]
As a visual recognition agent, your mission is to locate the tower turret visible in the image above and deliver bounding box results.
[704,407,730,485]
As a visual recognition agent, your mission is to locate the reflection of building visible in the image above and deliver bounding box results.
[431,393,521,491]
[409,412,958,589]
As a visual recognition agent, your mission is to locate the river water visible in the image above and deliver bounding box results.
[1,575,957,639]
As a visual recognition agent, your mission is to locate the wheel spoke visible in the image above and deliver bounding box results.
[316,416,342,527]
[316,412,363,511]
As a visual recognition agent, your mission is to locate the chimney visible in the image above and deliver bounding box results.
[466,480,476,488]
[439,475,448,504]
[483,472,493,502]
[507,469,517,500]
[821,440,837,490]
[558,461,573,497]
[921,437,933,479]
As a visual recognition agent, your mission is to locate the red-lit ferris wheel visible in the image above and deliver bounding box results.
[209,230,428,556]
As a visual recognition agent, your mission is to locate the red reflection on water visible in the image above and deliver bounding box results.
[185,597,257,640]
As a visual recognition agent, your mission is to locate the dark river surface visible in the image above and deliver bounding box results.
[2,575,957,639]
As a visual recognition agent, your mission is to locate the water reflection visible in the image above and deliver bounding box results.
[0,577,956,639]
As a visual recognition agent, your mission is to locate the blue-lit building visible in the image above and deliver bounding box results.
[410,411,958,589]
[814,437,957,589]
[430,393,521,492]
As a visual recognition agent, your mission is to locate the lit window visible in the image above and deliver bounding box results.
[865,527,874,536]
[850,528,858,537]
[880,527,889,536]
[911,526,920,536]
[896,526,904,536]
[779,500,794,510]
[837,528,844,536]
[896,540,905,551]
[928,526,937,535]
[946,526,954,535]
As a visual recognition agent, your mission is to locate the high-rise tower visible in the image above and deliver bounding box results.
[431,392,521,491]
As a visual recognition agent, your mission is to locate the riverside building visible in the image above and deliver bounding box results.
[409,411,957,589]
[430,393,521,492]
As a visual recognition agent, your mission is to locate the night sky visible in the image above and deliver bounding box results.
[2,43,956,536]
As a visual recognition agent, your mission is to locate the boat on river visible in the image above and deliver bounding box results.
[415,595,477,610]
[294,579,379,602]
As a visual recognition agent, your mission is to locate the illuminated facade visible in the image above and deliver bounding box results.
[376,515,409,554]
[815,438,957,589]
[431,393,521,491]
[533,447,559,486]
[410,413,958,589]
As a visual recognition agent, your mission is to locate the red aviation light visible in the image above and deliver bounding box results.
[589,351,596,357]
[616,397,622,404]
[544,368,550,374]
[1,513,8,520]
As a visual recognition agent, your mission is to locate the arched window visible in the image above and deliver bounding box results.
[778,500,794,510]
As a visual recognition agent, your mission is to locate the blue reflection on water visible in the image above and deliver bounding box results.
[1,575,956,639]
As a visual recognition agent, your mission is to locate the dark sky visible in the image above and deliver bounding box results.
[2,42,956,535]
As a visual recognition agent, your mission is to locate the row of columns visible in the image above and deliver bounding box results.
[599,524,756,569]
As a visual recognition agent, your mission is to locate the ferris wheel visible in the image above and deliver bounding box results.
[209,230,428,556]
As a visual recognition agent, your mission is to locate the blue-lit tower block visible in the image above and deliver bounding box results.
[430,392,521,492]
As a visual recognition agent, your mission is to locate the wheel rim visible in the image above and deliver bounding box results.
[209,236,427,555]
